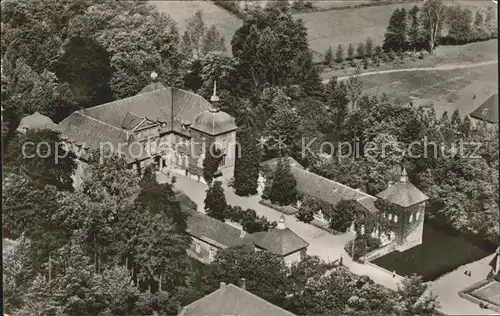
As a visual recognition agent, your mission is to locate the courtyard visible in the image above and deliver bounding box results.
[159,169,500,315]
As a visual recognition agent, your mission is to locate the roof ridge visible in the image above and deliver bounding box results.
[292,167,377,200]
[76,111,126,133]
[226,284,296,316]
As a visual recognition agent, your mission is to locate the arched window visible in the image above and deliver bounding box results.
[388,213,393,220]
[409,214,414,223]
[416,211,420,220]
[394,215,398,223]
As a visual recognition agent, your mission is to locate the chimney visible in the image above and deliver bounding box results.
[239,278,246,290]
[400,167,408,183]
[220,282,226,290]
[150,71,158,81]
[277,214,286,230]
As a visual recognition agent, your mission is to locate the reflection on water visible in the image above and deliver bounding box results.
[372,221,494,281]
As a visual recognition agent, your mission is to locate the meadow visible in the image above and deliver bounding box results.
[359,62,498,116]
[150,1,242,54]
[295,0,497,57]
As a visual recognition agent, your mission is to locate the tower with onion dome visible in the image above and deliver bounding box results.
[190,81,238,171]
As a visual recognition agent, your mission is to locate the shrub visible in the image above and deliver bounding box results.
[344,234,382,261]
[296,195,320,223]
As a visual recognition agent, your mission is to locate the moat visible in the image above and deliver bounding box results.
[373,220,495,281]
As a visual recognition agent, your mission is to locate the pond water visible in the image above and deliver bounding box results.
[372,221,495,281]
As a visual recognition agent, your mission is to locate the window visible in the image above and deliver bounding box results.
[220,154,226,166]
[388,213,393,220]
[195,243,201,254]
[416,211,420,220]
[394,215,398,223]
[409,214,413,223]
[209,248,215,261]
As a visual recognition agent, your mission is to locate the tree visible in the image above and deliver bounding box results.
[324,46,333,65]
[201,25,226,57]
[296,195,320,223]
[269,157,297,206]
[4,129,77,191]
[347,43,355,61]
[422,0,447,53]
[356,43,365,59]
[447,5,473,43]
[365,37,374,57]
[203,146,222,185]
[408,6,423,51]
[264,98,302,155]
[234,125,260,196]
[231,7,309,91]
[288,255,335,294]
[383,8,408,52]
[198,52,236,96]
[397,275,440,315]
[184,10,207,58]
[330,199,357,232]
[335,44,344,63]
[302,66,324,98]
[204,181,228,221]
[485,7,498,37]
[450,109,461,126]
[201,245,290,306]
[69,1,183,99]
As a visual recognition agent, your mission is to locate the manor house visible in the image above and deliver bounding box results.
[55,74,237,183]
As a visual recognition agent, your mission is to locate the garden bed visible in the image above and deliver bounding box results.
[259,199,298,215]
[459,279,500,312]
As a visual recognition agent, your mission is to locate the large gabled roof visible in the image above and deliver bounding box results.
[180,283,296,316]
[290,167,375,207]
[56,83,237,161]
[470,94,498,123]
[185,208,255,249]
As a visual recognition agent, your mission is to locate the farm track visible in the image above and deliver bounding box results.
[323,60,499,83]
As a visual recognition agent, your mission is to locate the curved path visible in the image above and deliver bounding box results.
[322,60,498,83]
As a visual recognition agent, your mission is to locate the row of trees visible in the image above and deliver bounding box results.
[324,38,380,65]
[204,181,275,233]
[383,1,498,54]
[199,244,439,315]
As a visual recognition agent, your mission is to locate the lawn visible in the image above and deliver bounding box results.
[472,281,500,307]
[295,0,496,57]
[372,221,495,281]
[359,62,498,117]
[150,1,242,54]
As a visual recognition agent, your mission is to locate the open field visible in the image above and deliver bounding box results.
[150,1,242,53]
[321,40,498,79]
[472,281,500,307]
[295,0,496,56]
[359,62,498,117]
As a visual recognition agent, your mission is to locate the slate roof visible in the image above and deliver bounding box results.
[356,195,379,214]
[191,108,238,136]
[180,283,296,316]
[252,218,309,256]
[470,94,498,123]
[260,157,304,171]
[376,169,429,208]
[290,167,376,207]
[16,112,58,132]
[185,208,255,249]
[56,84,236,161]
